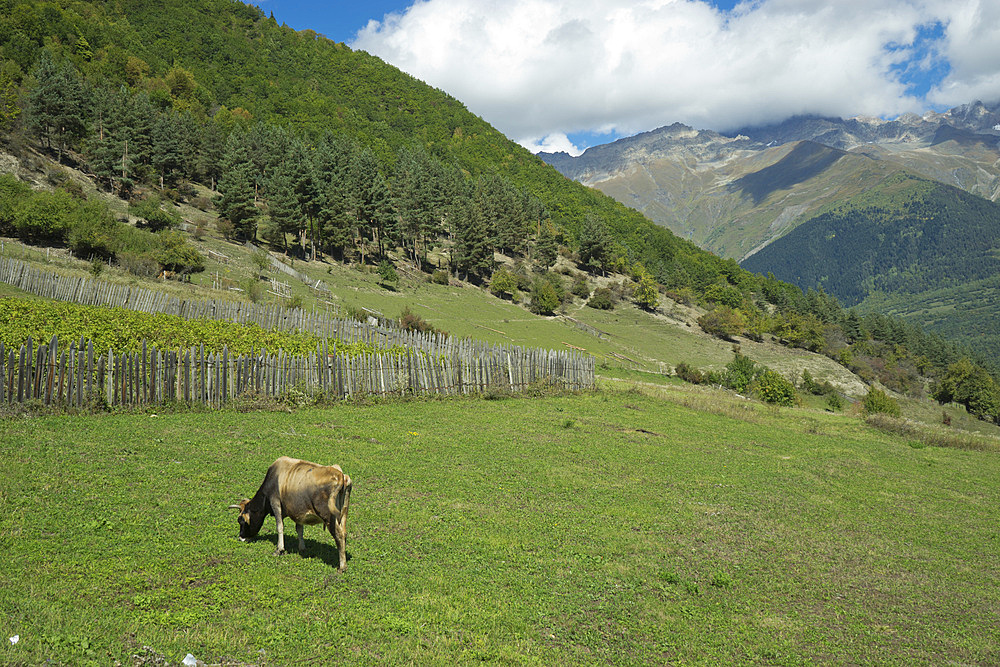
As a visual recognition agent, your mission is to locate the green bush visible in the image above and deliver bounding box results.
[752,369,797,406]
[586,287,614,310]
[675,362,706,385]
[431,269,450,285]
[704,282,744,309]
[632,267,659,311]
[698,306,746,340]
[0,174,32,235]
[377,260,399,289]
[571,275,590,299]
[723,352,758,394]
[528,278,560,315]
[489,268,519,299]
[13,190,75,243]
[155,230,205,275]
[130,195,181,232]
[66,201,119,259]
[862,386,901,417]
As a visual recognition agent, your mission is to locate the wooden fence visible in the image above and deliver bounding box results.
[1,255,483,356]
[1,335,595,408]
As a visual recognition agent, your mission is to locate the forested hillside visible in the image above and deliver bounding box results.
[0,0,725,286]
[741,173,1000,304]
[741,173,1000,365]
[3,0,1000,424]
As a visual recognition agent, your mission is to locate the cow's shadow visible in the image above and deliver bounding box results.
[257,533,350,569]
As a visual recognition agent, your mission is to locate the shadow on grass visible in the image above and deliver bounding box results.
[253,532,351,570]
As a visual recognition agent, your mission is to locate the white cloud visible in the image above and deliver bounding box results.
[352,0,999,150]
[927,0,1000,106]
[519,132,585,156]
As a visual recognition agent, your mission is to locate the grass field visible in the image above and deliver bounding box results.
[1,384,998,665]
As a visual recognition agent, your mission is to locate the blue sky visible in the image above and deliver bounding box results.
[257,1,998,155]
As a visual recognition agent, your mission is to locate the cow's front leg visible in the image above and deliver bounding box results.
[273,508,286,555]
[296,524,305,552]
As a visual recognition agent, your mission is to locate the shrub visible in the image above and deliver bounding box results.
[704,282,744,309]
[528,278,560,315]
[632,269,659,311]
[675,362,706,385]
[116,252,160,278]
[862,386,901,417]
[377,260,399,289]
[250,248,270,279]
[155,230,205,274]
[240,276,265,303]
[216,217,235,240]
[826,392,845,411]
[66,202,119,260]
[431,269,450,285]
[723,352,758,394]
[130,195,181,232]
[489,268,518,299]
[0,174,32,235]
[587,287,614,310]
[752,369,797,406]
[698,306,746,340]
[13,190,75,243]
[571,275,590,299]
[399,306,444,335]
[59,179,87,201]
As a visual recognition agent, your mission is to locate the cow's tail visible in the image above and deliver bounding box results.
[338,474,352,520]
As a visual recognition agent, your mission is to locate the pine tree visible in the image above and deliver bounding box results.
[578,213,614,275]
[535,220,559,269]
[151,112,183,189]
[198,120,225,190]
[454,198,493,282]
[287,140,320,259]
[215,134,258,241]
[352,148,393,260]
[27,52,88,163]
[263,163,299,254]
[313,133,357,261]
[393,146,443,267]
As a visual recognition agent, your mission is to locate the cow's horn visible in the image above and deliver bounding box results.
[228,503,242,509]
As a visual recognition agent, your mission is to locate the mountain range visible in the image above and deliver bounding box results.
[540,102,1000,359]
[540,102,1000,258]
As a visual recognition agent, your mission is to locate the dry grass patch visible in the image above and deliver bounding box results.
[865,413,1000,452]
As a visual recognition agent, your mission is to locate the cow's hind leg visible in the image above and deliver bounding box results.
[296,524,305,552]
[271,500,286,555]
[332,518,347,572]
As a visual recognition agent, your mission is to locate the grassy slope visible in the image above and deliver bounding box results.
[0,224,865,397]
[1,385,998,664]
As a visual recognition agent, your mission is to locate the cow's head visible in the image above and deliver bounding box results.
[228,498,265,541]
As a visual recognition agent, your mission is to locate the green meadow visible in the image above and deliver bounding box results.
[1,383,998,665]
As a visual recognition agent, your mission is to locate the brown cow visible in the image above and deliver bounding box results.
[230,456,352,571]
